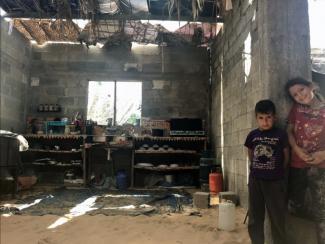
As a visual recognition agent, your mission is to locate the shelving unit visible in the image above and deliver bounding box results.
[132,136,206,187]
[133,165,200,171]
[20,134,86,185]
[135,149,197,154]
[27,149,82,153]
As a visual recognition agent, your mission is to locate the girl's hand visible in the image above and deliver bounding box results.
[308,151,325,165]
[294,146,313,162]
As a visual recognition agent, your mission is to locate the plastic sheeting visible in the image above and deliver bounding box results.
[0,130,29,151]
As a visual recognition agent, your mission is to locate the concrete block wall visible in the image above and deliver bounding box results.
[0,18,31,133]
[211,0,311,208]
[211,0,261,208]
[29,44,209,122]
[211,0,316,242]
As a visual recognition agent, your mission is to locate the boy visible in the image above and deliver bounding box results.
[245,100,289,244]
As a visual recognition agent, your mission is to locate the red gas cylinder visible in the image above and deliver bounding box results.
[209,172,223,194]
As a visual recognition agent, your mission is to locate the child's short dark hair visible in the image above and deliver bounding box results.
[255,100,276,115]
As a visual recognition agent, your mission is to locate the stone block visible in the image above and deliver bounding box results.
[142,63,160,72]
[33,52,42,60]
[219,191,238,205]
[238,190,249,208]
[46,87,65,96]
[41,78,58,86]
[65,87,86,97]
[68,61,106,71]
[75,97,87,107]
[193,192,210,209]
[210,193,219,206]
[58,97,75,106]
[1,83,11,94]
[2,61,11,73]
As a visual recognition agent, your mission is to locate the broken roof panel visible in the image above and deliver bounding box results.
[12,19,80,44]
[98,0,119,14]
[11,18,221,46]
[175,22,222,43]
[79,20,162,44]
[1,0,222,22]
[119,0,149,14]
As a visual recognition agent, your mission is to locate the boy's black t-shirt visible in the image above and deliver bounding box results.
[244,127,288,180]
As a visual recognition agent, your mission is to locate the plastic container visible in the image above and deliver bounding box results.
[116,170,128,190]
[165,175,174,184]
[45,121,67,134]
[209,172,223,194]
[93,126,106,142]
[218,201,236,231]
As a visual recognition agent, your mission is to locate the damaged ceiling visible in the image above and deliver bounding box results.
[13,19,80,44]
[1,0,225,46]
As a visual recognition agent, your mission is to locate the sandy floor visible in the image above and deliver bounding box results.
[1,207,250,244]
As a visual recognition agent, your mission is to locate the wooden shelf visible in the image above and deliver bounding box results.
[135,150,197,154]
[132,135,206,187]
[24,134,84,139]
[22,135,87,186]
[27,149,82,153]
[134,136,206,141]
[133,165,199,171]
[32,162,82,167]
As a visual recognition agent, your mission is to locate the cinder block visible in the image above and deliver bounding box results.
[210,193,219,206]
[219,191,238,205]
[193,192,210,209]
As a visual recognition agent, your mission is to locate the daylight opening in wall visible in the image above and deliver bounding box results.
[252,10,256,22]
[131,42,159,54]
[72,19,89,29]
[243,32,252,83]
[246,156,250,184]
[87,81,142,126]
[0,7,6,16]
[140,20,187,32]
[0,7,10,22]
[309,0,325,48]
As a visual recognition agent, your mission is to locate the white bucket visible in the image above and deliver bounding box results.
[218,201,236,231]
[165,175,174,184]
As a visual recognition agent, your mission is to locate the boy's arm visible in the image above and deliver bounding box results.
[247,148,253,162]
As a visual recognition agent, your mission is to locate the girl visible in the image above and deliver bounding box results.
[286,77,325,244]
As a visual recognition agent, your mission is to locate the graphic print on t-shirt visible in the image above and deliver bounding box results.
[252,137,278,170]
[245,128,288,179]
[254,144,273,158]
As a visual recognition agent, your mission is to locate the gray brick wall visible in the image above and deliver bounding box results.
[29,44,209,122]
[211,0,315,242]
[210,0,311,209]
[211,0,259,208]
[0,18,31,133]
